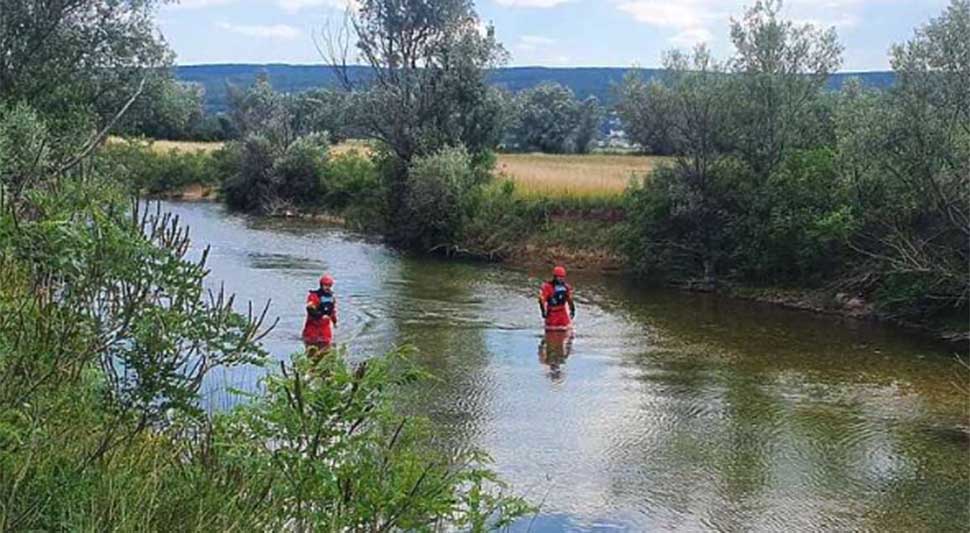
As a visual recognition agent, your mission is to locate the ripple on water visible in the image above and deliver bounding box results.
[163,201,970,533]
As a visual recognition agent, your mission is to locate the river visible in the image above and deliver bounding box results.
[168,201,968,532]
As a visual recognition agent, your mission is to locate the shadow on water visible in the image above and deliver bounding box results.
[165,201,969,532]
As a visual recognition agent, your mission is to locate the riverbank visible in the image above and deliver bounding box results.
[152,188,963,346]
[112,139,966,345]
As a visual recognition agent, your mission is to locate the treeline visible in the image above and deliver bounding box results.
[129,72,612,154]
[0,0,528,530]
[618,0,968,323]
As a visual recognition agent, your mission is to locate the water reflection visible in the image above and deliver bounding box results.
[538,329,575,383]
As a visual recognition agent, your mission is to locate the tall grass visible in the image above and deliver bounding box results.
[495,152,665,199]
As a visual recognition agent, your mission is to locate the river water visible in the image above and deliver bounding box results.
[168,201,968,532]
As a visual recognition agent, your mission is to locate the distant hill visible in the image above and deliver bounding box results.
[176,64,896,114]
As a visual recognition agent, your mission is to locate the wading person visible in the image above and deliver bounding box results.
[538,265,575,331]
[303,274,338,351]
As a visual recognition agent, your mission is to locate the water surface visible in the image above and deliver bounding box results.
[170,201,968,532]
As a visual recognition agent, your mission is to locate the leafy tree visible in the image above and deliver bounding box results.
[727,0,843,180]
[574,96,604,154]
[227,74,296,148]
[615,71,677,155]
[507,82,581,153]
[324,0,506,243]
[120,78,206,140]
[841,0,970,316]
[338,0,507,161]
[624,47,736,284]
[0,0,172,128]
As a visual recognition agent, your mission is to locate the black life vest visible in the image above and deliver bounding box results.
[308,289,335,318]
[546,280,569,308]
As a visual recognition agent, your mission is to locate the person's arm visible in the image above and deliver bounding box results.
[567,288,576,319]
[306,293,320,315]
[332,296,338,326]
[538,286,548,318]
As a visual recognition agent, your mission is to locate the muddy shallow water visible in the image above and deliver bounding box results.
[168,201,968,532]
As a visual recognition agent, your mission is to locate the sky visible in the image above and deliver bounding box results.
[159,0,952,71]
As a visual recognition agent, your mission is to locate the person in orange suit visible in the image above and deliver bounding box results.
[538,265,575,331]
[303,274,337,350]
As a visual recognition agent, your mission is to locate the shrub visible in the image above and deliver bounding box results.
[221,135,279,212]
[731,149,855,283]
[400,145,482,252]
[324,149,384,227]
[273,132,329,203]
[99,140,226,196]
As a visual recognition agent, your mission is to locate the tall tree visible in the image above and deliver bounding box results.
[728,0,843,179]
[625,46,736,285]
[507,82,581,153]
[324,0,506,242]
[327,0,506,161]
[574,96,604,154]
[846,0,970,314]
[0,0,172,127]
[615,72,677,155]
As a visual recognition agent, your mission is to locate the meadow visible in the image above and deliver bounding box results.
[115,138,663,199]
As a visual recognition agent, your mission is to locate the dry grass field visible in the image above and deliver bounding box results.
[114,138,666,198]
[494,152,664,198]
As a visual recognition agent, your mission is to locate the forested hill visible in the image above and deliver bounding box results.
[176,64,896,113]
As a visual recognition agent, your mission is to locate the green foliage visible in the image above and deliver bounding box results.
[727,0,844,178]
[100,141,227,195]
[212,352,531,531]
[505,83,603,154]
[401,145,482,252]
[222,135,281,212]
[119,78,207,140]
[1,101,528,530]
[619,0,967,325]
[838,0,970,317]
[323,150,385,225]
[0,1,172,127]
[273,132,330,203]
[227,74,295,148]
[731,149,855,283]
[615,72,677,155]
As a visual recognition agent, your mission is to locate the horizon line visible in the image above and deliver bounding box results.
[175,62,893,74]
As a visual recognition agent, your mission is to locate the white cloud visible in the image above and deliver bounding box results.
[520,35,557,45]
[617,1,708,29]
[169,0,236,9]
[277,0,357,13]
[516,34,557,51]
[669,27,713,46]
[616,0,879,47]
[494,0,571,8]
[216,21,303,39]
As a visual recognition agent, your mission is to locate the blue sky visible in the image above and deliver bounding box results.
[159,0,951,70]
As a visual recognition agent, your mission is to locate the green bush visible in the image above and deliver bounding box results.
[400,145,482,253]
[731,149,855,283]
[221,135,279,212]
[274,132,329,203]
[221,133,332,213]
[324,149,385,226]
[99,140,226,196]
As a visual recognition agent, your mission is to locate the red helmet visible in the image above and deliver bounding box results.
[320,274,334,287]
[553,266,566,278]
